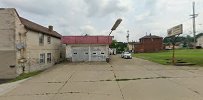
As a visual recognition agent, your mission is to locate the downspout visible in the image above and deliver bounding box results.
[19,29,28,73]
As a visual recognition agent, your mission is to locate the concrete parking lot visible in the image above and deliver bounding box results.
[0,55,203,100]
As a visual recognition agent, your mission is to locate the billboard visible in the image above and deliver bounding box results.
[167,24,183,37]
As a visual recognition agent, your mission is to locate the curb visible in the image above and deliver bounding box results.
[0,78,29,96]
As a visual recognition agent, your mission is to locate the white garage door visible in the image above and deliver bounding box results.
[72,47,89,62]
[71,46,107,62]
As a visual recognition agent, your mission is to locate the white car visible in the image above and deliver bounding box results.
[121,52,132,59]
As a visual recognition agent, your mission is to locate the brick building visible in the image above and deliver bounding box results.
[0,8,62,79]
[134,34,163,53]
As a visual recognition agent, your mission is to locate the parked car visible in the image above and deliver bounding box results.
[121,51,125,58]
[121,52,132,59]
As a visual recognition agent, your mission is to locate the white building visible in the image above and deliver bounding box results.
[0,8,63,79]
[62,36,113,62]
[196,35,203,47]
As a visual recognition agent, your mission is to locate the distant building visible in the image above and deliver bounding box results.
[62,36,113,62]
[196,33,203,47]
[127,42,139,53]
[164,42,184,50]
[0,8,63,79]
[134,34,163,53]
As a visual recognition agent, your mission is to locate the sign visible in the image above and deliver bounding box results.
[167,24,183,37]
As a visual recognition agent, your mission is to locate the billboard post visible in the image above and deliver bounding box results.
[167,24,183,64]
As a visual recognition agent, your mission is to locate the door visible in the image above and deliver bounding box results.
[91,46,106,61]
[72,47,89,62]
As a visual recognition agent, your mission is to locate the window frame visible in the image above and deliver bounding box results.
[47,53,51,63]
[39,33,44,45]
[39,53,45,64]
[47,36,51,44]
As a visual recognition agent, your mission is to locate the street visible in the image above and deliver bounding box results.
[0,55,203,100]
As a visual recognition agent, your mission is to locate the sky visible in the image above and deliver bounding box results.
[0,0,203,42]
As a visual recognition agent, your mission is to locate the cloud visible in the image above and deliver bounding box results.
[80,25,97,35]
[84,0,132,17]
[1,0,57,15]
[0,0,203,42]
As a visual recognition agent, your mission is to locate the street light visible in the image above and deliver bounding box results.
[107,18,122,62]
[109,18,122,36]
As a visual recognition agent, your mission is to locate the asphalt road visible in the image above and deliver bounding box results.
[0,55,203,100]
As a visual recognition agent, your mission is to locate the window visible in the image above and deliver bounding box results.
[85,52,88,54]
[47,36,51,44]
[73,53,77,54]
[40,53,45,63]
[93,53,96,54]
[101,53,104,54]
[39,33,44,45]
[47,53,51,63]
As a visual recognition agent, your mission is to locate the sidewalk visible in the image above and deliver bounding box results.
[0,78,28,96]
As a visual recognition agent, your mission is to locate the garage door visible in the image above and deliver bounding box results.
[72,47,89,62]
[71,46,106,62]
[91,46,106,61]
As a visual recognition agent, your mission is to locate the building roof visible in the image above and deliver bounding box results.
[140,35,162,39]
[20,17,61,39]
[3,8,62,39]
[62,36,113,44]
[128,42,140,45]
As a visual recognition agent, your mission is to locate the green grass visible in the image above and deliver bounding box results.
[9,70,43,82]
[133,49,203,66]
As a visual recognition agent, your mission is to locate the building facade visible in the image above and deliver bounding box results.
[127,42,139,53]
[134,35,163,53]
[0,8,62,79]
[196,35,203,47]
[62,36,113,62]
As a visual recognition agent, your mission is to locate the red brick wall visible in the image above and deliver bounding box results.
[134,38,163,53]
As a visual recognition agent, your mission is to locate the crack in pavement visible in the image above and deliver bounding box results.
[50,71,75,100]
[110,65,125,100]
[73,76,199,83]
[0,91,111,97]
[150,70,203,97]
[169,79,202,96]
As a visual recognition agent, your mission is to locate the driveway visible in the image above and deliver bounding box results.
[0,55,203,100]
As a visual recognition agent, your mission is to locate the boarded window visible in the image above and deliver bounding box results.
[40,53,45,63]
[47,53,51,63]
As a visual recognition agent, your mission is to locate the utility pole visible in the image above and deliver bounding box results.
[126,30,129,51]
[127,30,129,43]
[190,1,198,47]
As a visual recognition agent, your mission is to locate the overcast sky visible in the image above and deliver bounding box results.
[1,0,203,42]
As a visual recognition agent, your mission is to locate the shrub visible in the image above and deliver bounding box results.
[196,46,202,49]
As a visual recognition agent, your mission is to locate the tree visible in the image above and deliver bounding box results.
[110,40,127,53]
[110,40,117,48]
